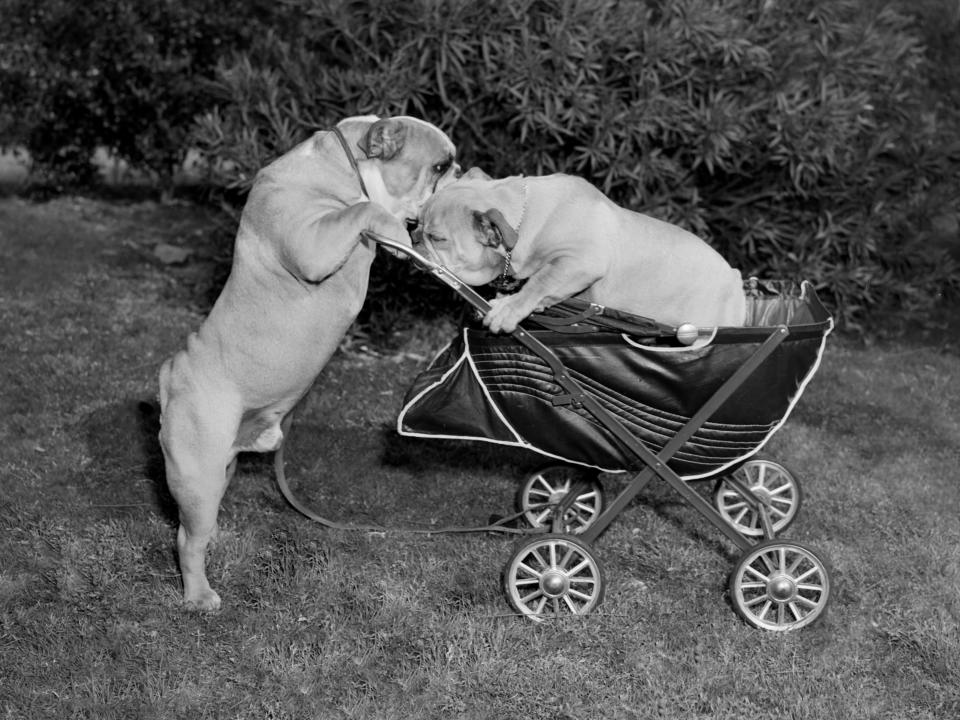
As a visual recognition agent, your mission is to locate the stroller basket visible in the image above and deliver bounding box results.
[398,279,833,479]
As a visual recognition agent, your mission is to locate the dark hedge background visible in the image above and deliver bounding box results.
[2,0,958,330]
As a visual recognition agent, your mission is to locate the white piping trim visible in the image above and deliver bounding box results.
[396,329,527,446]
[396,329,625,473]
[621,327,718,352]
[674,280,834,480]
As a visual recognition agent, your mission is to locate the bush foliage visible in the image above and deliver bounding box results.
[193,0,959,329]
[3,0,959,329]
[0,0,282,187]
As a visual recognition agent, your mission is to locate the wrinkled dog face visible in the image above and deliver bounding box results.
[416,180,515,285]
[357,116,460,222]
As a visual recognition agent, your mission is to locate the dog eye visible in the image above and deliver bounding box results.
[433,159,452,175]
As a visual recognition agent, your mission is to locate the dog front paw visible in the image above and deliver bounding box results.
[184,588,222,612]
[484,295,533,334]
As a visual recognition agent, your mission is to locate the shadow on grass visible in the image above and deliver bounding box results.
[78,398,178,523]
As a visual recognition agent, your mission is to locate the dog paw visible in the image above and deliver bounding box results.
[184,589,222,612]
[485,295,533,334]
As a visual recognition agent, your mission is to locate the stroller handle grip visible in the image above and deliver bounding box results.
[362,230,493,316]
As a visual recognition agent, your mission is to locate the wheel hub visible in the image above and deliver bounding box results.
[767,574,797,602]
[750,485,773,505]
[541,570,569,598]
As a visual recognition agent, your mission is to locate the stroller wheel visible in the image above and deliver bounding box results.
[518,465,604,534]
[503,533,605,622]
[714,457,802,537]
[729,539,831,631]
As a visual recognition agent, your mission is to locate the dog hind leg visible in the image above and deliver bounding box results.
[159,399,239,611]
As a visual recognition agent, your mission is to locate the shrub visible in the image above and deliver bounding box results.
[193,0,959,330]
[0,0,282,188]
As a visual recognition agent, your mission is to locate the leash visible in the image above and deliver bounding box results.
[273,437,543,537]
[331,126,370,199]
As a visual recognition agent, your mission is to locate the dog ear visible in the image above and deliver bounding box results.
[461,166,492,181]
[358,118,406,160]
[473,208,519,250]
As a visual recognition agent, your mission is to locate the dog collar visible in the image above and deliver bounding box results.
[499,250,512,284]
[331,126,370,199]
[494,180,527,292]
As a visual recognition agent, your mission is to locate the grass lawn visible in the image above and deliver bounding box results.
[1,195,958,719]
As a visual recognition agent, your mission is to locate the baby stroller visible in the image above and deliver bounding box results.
[282,232,834,631]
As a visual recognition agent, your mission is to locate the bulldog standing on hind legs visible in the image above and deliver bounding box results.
[158,115,459,610]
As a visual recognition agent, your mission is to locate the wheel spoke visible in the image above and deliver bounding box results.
[724,497,748,512]
[567,588,594,602]
[758,551,779,574]
[517,561,542,579]
[530,548,548,570]
[563,594,581,614]
[745,593,770,608]
[794,566,820,583]
[786,554,806,576]
[534,596,548,616]
[745,565,769,582]
[573,501,596,515]
[520,589,544,604]
[755,600,773,619]
[534,477,553,494]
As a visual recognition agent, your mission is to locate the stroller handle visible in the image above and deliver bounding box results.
[361,230,702,345]
[362,230,495,317]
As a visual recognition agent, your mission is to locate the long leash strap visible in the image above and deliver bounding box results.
[331,126,370,199]
[273,442,539,536]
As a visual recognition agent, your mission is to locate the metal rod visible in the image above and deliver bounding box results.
[577,328,790,549]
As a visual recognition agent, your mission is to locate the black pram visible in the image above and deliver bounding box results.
[281,233,835,631]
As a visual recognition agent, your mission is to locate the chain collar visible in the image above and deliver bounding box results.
[493,178,528,293]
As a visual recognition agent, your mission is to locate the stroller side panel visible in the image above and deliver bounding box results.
[398,280,832,479]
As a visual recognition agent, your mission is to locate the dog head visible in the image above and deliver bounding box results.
[415,174,521,285]
[337,115,460,224]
